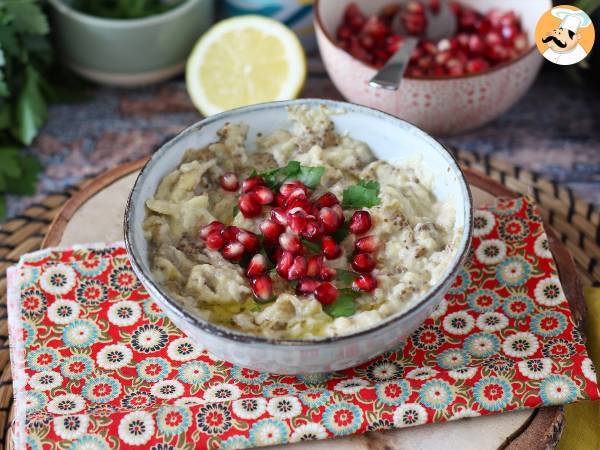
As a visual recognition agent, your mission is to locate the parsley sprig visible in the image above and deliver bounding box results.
[259,161,325,191]
[342,180,381,209]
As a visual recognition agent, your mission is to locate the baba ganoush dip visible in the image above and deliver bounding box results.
[143,106,459,339]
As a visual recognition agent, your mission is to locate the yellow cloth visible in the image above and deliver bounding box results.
[557,287,600,450]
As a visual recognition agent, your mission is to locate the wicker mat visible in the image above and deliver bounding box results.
[0,151,599,449]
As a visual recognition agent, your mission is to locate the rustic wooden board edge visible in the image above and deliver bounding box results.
[39,160,587,450]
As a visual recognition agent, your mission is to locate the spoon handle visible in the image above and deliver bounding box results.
[368,37,418,91]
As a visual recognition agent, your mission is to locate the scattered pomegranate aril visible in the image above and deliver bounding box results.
[199,221,224,240]
[332,204,345,224]
[279,232,302,254]
[242,176,264,193]
[236,230,259,252]
[319,207,340,233]
[466,58,489,74]
[352,253,377,273]
[302,219,323,242]
[322,236,342,260]
[315,282,338,305]
[296,277,321,296]
[287,208,308,234]
[205,232,226,250]
[349,210,372,235]
[220,172,239,192]
[355,235,379,253]
[276,193,287,207]
[276,250,294,279]
[253,186,275,205]
[320,266,336,281]
[251,275,273,301]
[222,226,240,243]
[288,256,308,280]
[280,181,308,198]
[238,193,262,218]
[222,242,244,262]
[353,274,378,292]
[271,207,288,226]
[247,254,268,278]
[306,255,324,277]
[259,220,284,242]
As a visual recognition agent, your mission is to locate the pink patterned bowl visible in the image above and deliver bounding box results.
[315,0,552,136]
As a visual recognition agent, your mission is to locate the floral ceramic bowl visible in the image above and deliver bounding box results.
[124,99,473,374]
[314,0,552,136]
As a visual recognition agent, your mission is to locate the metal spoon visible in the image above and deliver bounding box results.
[369,0,457,90]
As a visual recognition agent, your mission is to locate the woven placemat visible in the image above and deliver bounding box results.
[0,152,598,450]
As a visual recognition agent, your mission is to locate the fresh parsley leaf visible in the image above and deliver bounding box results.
[4,154,42,195]
[342,180,381,209]
[0,148,22,178]
[0,194,5,218]
[12,66,47,145]
[330,224,349,243]
[296,165,325,189]
[301,238,321,254]
[4,1,49,35]
[324,289,360,317]
[259,161,325,190]
[335,269,358,286]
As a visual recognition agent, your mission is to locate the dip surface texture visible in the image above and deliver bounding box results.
[143,107,458,339]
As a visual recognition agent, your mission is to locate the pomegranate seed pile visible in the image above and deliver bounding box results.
[336,1,528,76]
[198,171,379,312]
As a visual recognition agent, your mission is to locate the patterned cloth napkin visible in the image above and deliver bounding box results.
[7,196,599,450]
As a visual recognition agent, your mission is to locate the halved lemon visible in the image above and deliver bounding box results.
[186,15,306,116]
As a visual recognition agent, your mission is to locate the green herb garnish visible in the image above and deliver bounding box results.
[323,288,360,318]
[301,238,321,254]
[342,180,381,209]
[335,269,359,286]
[71,0,184,20]
[330,224,350,243]
[260,161,325,190]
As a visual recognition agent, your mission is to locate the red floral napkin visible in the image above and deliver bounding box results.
[7,196,599,450]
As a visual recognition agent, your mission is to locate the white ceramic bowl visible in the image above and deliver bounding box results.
[315,0,552,136]
[124,99,473,374]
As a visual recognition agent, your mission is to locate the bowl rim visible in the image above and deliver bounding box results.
[47,0,204,28]
[124,98,473,347]
[313,0,552,81]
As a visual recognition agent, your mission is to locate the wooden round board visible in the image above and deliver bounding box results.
[41,160,584,450]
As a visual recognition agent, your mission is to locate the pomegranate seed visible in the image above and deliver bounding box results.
[222,242,244,262]
[485,31,502,46]
[259,220,284,242]
[280,181,307,198]
[306,255,324,277]
[279,232,302,254]
[276,193,287,207]
[332,204,345,224]
[205,232,225,250]
[355,235,379,253]
[247,254,268,278]
[302,219,323,241]
[242,176,264,193]
[288,256,308,280]
[352,253,376,273]
[468,35,485,54]
[349,211,372,235]
[353,274,378,292]
[314,282,338,305]
[286,196,312,213]
[466,58,489,74]
[296,277,321,295]
[222,226,240,243]
[236,229,259,252]
[501,24,519,42]
[253,186,275,205]
[287,208,308,234]
[320,266,336,281]
[276,251,294,279]
[251,275,273,301]
[406,0,425,13]
[319,207,340,232]
[271,207,288,226]
[322,236,341,260]
[220,172,239,191]
[314,192,339,209]
[286,188,308,206]
[199,221,224,240]
[238,193,262,218]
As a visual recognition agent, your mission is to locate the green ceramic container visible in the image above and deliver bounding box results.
[48,0,215,86]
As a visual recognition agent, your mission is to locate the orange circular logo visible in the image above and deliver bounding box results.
[535,5,595,66]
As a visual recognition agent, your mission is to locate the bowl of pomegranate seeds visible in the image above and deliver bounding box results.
[125,99,472,374]
[315,0,552,135]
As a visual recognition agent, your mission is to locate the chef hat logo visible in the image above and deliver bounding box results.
[535,4,595,66]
